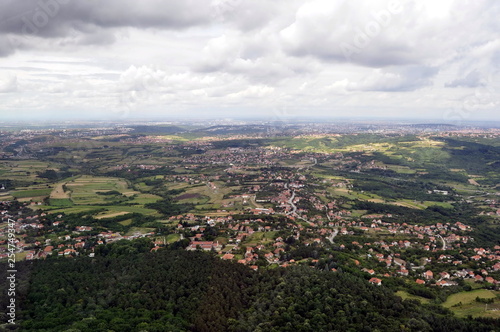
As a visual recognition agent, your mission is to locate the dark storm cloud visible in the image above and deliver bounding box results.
[0,0,212,54]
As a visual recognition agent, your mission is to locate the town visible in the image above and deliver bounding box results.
[2,122,500,317]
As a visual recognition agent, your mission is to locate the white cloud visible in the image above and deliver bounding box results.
[0,72,17,92]
[348,66,438,91]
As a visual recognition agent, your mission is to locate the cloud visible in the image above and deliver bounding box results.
[445,69,483,88]
[226,85,274,99]
[0,72,17,92]
[195,30,315,85]
[279,0,414,66]
[212,0,297,31]
[349,66,438,92]
[0,0,213,33]
[279,0,498,68]
[118,65,165,92]
[0,35,15,56]
[0,0,499,121]
[0,0,213,54]
[197,34,242,72]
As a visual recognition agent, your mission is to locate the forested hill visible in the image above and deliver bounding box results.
[3,242,500,331]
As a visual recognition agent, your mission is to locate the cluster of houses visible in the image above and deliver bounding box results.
[182,146,285,166]
[2,136,500,295]
[0,204,157,260]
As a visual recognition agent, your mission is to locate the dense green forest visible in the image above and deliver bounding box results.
[2,240,500,331]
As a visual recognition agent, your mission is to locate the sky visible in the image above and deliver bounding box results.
[0,0,499,123]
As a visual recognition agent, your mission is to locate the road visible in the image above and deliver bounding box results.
[285,189,311,223]
[437,235,446,250]
[287,190,297,215]
[285,184,337,241]
[325,207,332,222]
[326,228,339,244]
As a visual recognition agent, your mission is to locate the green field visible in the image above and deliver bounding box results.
[166,233,181,243]
[65,176,131,205]
[245,231,277,246]
[11,188,52,198]
[47,198,74,207]
[125,227,155,236]
[395,290,430,304]
[118,219,133,226]
[0,161,59,183]
[443,289,497,308]
[443,289,500,318]
[36,175,162,216]
[447,302,500,318]
[167,181,238,213]
[44,205,159,216]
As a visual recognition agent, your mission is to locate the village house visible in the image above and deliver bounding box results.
[186,241,222,251]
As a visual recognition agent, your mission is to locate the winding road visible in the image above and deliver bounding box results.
[287,190,297,215]
[437,235,446,250]
[285,183,338,243]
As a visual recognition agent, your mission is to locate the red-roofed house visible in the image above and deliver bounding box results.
[436,280,456,287]
[486,277,497,284]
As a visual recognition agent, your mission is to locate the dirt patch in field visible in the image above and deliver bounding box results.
[468,179,480,186]
[18,196,45,202]
[50,183,71,199]
[95,211,131,219]
[74,180,109,183]
[391,202,421,209]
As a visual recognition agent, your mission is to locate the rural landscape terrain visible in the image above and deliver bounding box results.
[1,121,500,331]
[1,0,498,330]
